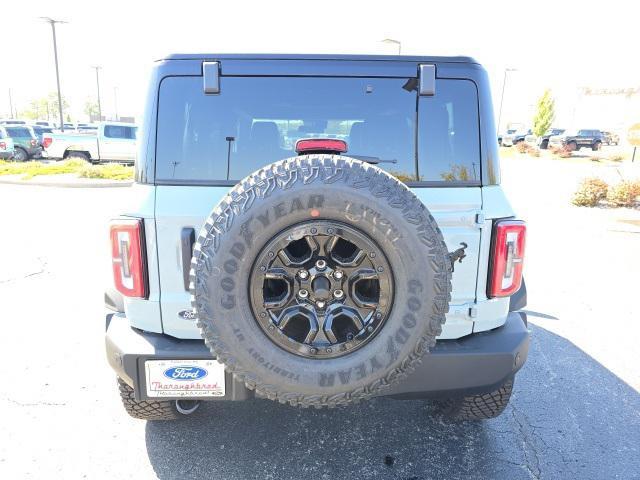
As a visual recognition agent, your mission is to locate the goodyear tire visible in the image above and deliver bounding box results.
[191,155,452,407]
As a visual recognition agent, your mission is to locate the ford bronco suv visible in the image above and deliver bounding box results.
[105,54,528,421]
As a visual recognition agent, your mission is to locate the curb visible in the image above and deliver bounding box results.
[0,178,133,188]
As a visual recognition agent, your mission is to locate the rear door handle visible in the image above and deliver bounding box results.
[180,228,196,291]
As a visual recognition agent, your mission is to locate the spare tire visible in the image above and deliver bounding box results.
[191,155,451,407]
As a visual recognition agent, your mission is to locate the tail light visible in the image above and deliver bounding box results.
[110,219,148,298]
[0,142,5,150]
[488,220,526,298]
[43,137,52,149]
[295,138,347,154]
[30,139,37,147]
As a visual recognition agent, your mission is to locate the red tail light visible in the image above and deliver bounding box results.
[0,142,6,150]
[488,220,526,298]
[295,138,347,154]
[43,137,52,149]
[110,219,148,298]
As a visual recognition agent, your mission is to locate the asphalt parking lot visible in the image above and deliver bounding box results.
[1,155,639,479]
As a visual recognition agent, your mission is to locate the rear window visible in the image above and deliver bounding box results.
[6,127,31,137]
[156,76,480,184]
[104,125,137,139]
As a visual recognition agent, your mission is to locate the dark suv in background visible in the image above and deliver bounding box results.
[548,129,604,151]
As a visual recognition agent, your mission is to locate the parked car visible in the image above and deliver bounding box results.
[43,121,137,163]
[0,126,16,160]
[0,119,28,125]
[535,128,565,149]
[600,131,619,146]
[31,125,54,147]
[4,125,42,161]
[548,129,604,151]
[501,129,531,147]
[105,53,529,422]
[32,120,57,128]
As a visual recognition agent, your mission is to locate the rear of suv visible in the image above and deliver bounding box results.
[105,54,528,421]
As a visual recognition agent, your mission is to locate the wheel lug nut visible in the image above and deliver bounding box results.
[298,289,309,299]
[310,348,317,354]
[333,289,344,299]
[268,251,275,257]
[260,312,267,318]
[333,270,344,280]
[316,259,327,271]
[260,266,267,272]
[326,348,332,353]
[316,300,326,309]
[298,270,309,280]
[327,228,334,234]
[310,228,317,234]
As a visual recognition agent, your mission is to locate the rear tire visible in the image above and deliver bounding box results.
[540,139,549,150]
[12,147,28,162]
[436,377,514,420]
[592,141,602,151]
[66,151,91,162]
[117,378,193,421]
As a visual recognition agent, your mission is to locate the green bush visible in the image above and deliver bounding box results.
[78,163,133,180]
[606,181,640,207]
[571,178,609,207]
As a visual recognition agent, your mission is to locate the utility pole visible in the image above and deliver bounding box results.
[8,88,14,118]
[497,68,517,134]
[40,17,67,131]
[91,66,102,121]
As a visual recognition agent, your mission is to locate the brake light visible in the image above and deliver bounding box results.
[43,137,52,149]
[0,142,5,150]
[110,219,148,298]
[488,220,526,298]
[295,139,348,154]
[30,139,37,147]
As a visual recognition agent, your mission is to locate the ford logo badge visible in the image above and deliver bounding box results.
[163,366,208,381]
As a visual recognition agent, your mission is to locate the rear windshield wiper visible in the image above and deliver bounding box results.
[346,155,398,165]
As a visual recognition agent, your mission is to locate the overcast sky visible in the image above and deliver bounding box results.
[2,0,637,128]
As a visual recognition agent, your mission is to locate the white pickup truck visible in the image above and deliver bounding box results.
[43,122,137,164]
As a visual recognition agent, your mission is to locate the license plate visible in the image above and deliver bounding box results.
[145,359,226,398]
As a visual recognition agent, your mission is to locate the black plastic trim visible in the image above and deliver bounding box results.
[106,311,528,401]
[180,227,196,291]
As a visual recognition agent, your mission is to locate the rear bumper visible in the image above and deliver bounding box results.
[0,151,13,160]
[106,312,529,401]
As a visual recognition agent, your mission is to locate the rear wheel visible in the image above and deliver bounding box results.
[540,139,549,150]
[12,147,28,162]
[66,151,91,162]
[191,155,452,408]
[567,141,578,152]
[592,141,602,151]
[436,377,514,420]
[117,378,200,420]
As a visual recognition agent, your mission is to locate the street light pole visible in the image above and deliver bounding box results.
[40,17,67,131]
[113,87,119,121]
[497,68,516,134]
[8,88,14,118]
[381,38,402,55]
[92,66,102,121]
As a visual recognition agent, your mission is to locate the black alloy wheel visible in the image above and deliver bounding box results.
[249,221,393,359]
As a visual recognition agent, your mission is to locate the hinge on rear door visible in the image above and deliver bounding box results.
[475,213,485,227]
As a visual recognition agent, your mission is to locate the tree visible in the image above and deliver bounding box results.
[532,89,555,137]
[18,92,69,121]
[84,99,99,118]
